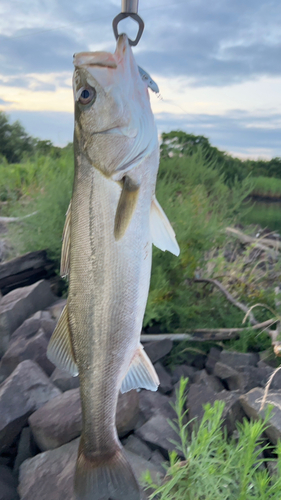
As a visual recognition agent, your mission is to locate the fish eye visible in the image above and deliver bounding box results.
[79,87,96,105]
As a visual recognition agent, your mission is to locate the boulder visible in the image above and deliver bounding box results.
[136,414,180,458]
[193,369,224,392]
[13,427,35,477]
[123,434,152,461]
[28,388,139,451]
[205,347,222,374]
[46,299,67,322]
[143,339,173,364]
[220,350,259,368]
[50,367,80,392]
[0,464,19,500]
[0,360,61,452]
[214,362,264,393]
[10,310,55,343]
[0,328,55,382]
[171,364,197,385]
[18,438,162,500]
[240,387,281,444]
[138,389,176,422]
[0,280,57,356]
[187,383,245,434]
[154,362,173,394]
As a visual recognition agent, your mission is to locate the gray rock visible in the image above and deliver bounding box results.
[123,434,152,461]
[0,360,61,452]
[257,361,281,389]
[205,347,222,374]
[18,438,162,500]
[193,369,224,392]
[187,383,245,434]
[0,328,55,382]
[138,389,176,422]
[214,362,264,393]
[143,339,173,364]
[0,464,19,500]
[214,361,239,381]
[171,364,197,385]
[220,350,259,368]
[46,299,67,322]
[154,362,173,394]
[10,310,55,343]
[28,388,139,451]
[13,427,35,477]
[150,450,166,470]
[50,367,80,392]
[0,280,57,356]
[240,387,281,444]
[136,414,180,458]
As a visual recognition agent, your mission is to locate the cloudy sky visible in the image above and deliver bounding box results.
[0,0,280,158]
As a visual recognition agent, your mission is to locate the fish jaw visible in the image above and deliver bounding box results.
[73,34,158,179]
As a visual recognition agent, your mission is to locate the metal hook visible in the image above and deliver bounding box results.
[112,0,144,46]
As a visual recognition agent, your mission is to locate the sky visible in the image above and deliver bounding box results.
[0,0,280,159]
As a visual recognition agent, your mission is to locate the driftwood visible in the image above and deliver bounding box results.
[0,212,37,223]
[0,250,55,295]
[226,227,280,258]
[140,319,276,343]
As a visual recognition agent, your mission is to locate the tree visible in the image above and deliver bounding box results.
[0,111,34,163]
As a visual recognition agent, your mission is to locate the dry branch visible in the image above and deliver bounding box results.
[194,277,258,325]
[0,212,37,223]
[226,227,279,258]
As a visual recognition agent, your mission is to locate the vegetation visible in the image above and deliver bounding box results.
[251,177,281,199]
[145,378,281,500]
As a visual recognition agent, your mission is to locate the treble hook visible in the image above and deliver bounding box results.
[112,0,144,47]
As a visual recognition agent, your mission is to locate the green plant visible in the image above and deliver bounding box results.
[145,378,281,500]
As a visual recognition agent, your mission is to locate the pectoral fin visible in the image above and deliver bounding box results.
[114,176,140,241]
[60,201,71,277]
[150,196,180,256]
[47,305,78,376]
[121,344,159,393]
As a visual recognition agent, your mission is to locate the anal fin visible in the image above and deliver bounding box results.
[60,200,71,278]
[150,196,180,256]
[121,344,159,394]
[47,305,78,376]
[114,176,139,241]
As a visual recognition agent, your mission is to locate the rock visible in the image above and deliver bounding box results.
[240,387,281,444]
[116,390,139,438]
[50,368,80,392]
[150,450,166,470]
[193,369,224,392]
[205,347,222,374]
[136,414,180,458]
[214,362,264,392]
[28,388,82,451]
[171,364,197,384]
[154,362,173,394]
[187,383,245,434]
[28,388,139,451]
[13,427,35,477]
[0,360,61,452]
[10,311,55,344]
[143,339,173,364]
[46,299,67,322]
[0,328,55,382]
[0,280,57,356]
[18,437,79,500]
[0,464,19,500]
[257,361,281,389]
[123,434,152,461]
[220,350,259,368]
[18,438,162,500]
[138,389,176,422]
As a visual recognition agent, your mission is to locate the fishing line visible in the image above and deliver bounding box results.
[8,0,187,40]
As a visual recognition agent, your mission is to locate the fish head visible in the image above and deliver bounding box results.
[73,34,158,178]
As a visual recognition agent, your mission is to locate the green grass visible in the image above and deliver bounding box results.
[251,177,281,199]
[145,378,281,500]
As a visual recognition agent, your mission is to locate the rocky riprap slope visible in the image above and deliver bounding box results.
[1,278,281,499]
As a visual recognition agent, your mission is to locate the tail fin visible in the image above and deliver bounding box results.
[74,439,141,500]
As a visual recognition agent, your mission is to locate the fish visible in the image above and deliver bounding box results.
[47,34,180,500]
